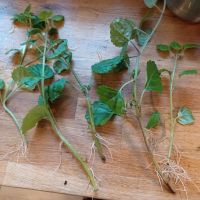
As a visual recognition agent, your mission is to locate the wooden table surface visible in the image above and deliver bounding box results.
[0,0,200,199]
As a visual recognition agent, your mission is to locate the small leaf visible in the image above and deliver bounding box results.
[183,43,200,50]
[132,68,141,78]
[21,77,41,90]
[12,66,31,82]
[53,58,70,74]
[5,49,21,55]
[156,44,170,52]
[170,41,182,51]
[52,15,65,22]
[159,68,171,75]
[85,101,114,126]
[48,27,58,37]
[179,69,197,77]
[27,28,41,37]
[48,39,69,59]
[0,79,5,90]
[145,60,163,92]
[24,4,31,13]
[38,78,67,104]
[177,107,194,125]
[137,28,152,46]
[144,0,157,8]
[110,18,135,47]
[38,10,53,21]
[28,64,54,79]
[146,111,160,129]
[21,105,49,134]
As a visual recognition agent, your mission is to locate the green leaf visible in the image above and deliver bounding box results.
[91,49,129,74]
[177,107,194,125]
[48,39,69,59]
[24,4,31,13]
[27,28,41,37]
[97,85,125,115]
[156,44,170,52]
[144,0,157,8]
[146,111,160,129]
[97,85,118,103]
[38,10,53,21]
[183,43,200,50]
[179,69,197,77]
[110,18,135,47]
[38,78,67,104]
[28,64,54,79]
[85,101,114,126]
[12,66,31,82]
[21,105,49,134]
[145,60,163,92]
[53,58,70,74]
[132,68,141,78]
[0,79,5,90]
[52,15,65,22]
[170,41,182,51]
[21,77,41,90]
[137,28,152,46]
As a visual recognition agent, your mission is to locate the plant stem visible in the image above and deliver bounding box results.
[48,111,98,191]
[2,101,27,149]
[168,54,178,161]
[136,115,175,193]
[40,23,98,190]
[71,68,106,162]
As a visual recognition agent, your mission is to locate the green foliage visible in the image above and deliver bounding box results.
[27,28,41,37]
[53,58,70,74]
[38,10,53,21]
[27,64,54,79]
[183,43,200,50]
[179,69,197,77]
[177,107,194,125]
[146,111,160,129]
[170,41,182,51]
[85,101,114,126]
[110,18,136,47]
[12,66,31,82]
[91,47,129,74]
[144,0,157,8]
[0,79,5,90]
[52,15,65,22]
[156,44,170,52]
[145,60,163,92]
[137,28,152,46]
[38,78,67,104]
[21,105,49,134]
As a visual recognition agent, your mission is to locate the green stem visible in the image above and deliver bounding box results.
[2,101,27,147]
[168,54,178,161]
[39,24,98,190]
[48,111,98,191]
[136,116,175,193]
[71,68,106,161]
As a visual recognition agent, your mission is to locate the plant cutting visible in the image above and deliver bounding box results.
[4,5,98,190]
[89,0,178,193]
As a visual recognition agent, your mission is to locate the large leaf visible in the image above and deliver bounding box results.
[145,60,163,92]
[110,18,135,47]
[38,78,67,104]
[144,0,157,8]
[0,79,5,90]
[21,105,49,134]
[177,107,194,125]
[85,101,114,126]
[179,69,197,77]
[27,64,54,79]
[20,77,41,90]
[146,111,160,129]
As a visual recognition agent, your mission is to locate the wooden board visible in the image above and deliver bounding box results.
[0,0,200,199]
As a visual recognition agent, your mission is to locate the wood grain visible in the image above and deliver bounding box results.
[0,0,200,199]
